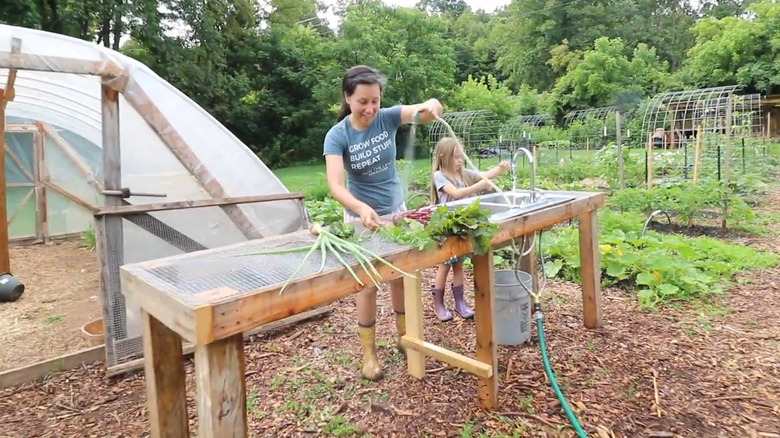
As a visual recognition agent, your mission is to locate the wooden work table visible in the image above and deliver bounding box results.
[119,190,606,438]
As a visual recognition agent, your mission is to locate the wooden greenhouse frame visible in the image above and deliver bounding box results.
[0,35,310,383]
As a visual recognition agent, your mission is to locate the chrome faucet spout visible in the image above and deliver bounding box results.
[512,147,534,165]
[511,147,537,200]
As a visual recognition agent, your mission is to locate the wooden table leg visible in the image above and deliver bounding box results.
[194,334,247,438]
[578,210,603,329]
[403,271,426,378]
[142,311,189,438]
[472,250,497,410]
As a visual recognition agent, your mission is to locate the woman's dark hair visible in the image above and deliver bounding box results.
[337,65,387,122]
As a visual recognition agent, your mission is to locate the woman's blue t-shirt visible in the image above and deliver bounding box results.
[323,106,404,216]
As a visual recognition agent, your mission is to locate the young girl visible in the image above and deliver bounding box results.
[429,137,511,321]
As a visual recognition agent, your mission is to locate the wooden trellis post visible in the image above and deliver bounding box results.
[616,110,624,189]
[693,125,702,183]
[646,132,654,189]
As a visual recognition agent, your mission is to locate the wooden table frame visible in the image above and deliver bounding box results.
[119,191,606,437]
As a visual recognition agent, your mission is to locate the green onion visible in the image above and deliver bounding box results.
[240,223,415,294]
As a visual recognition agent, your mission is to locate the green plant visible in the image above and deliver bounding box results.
[606,181,757,229]
[380,200,498,255]
[305,197,343,227]
[541,209,777,309]
[81,226,96,251]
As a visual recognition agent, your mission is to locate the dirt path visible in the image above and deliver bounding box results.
[0,240,102,371]
[0,200,778,437]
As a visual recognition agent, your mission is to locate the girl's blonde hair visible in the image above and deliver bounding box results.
[430,137,477,204]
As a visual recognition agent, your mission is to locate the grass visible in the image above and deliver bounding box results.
[272,156,508,195]
[270,146,614,196]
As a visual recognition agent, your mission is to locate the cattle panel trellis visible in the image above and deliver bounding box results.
[428,110,503,166]
[564,106,619,151]
[557,106,620,167]
[564,106,618,128]
[499,114,552,143]
[641,85,768,186]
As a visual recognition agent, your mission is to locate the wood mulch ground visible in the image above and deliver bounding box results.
[1,194,779,437]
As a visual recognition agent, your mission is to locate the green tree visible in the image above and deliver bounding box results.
[329,1,457,106]
[491,0,695,91]
[683,0,780,94]
[552,37,671,110]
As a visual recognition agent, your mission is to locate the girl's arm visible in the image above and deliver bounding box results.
[439,179,492,201]
[400,99,444,125]
[480,161,512,180]
[325,155,382,228]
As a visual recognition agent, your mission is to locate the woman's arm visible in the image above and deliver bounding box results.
[400,98,444,125]
[325,154,382,228]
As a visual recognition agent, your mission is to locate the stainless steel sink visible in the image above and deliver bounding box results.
[444,190,575,222]
[477,191,543,206]
[473,202,515,215]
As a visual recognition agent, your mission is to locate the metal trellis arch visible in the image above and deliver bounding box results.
[428,110,503,166]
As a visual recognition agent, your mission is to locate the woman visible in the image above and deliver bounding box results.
[323,65,443,381]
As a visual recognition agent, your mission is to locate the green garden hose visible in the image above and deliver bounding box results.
[517,232,589,437]
[535,303,589,438]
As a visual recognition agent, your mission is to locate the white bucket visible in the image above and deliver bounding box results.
[493,270,533,345]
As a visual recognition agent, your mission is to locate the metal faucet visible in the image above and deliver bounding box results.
[511,147,537,201]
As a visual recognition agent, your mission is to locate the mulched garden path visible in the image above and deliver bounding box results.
[1,193,779,438]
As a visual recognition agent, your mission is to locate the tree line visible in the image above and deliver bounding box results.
[1,0,777,167]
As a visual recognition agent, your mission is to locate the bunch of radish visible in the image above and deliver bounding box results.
[393,207,436,225]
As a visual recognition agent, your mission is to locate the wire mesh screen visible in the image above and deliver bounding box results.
[122,227,412,309]
[428,110,503,166]
[100,198,308,370]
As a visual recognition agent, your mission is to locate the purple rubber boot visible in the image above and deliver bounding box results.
[452,284,474,319]
[431,287,453,321]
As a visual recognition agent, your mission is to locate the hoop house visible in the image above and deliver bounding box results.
[0,25,307,372]
[428,110,502,165]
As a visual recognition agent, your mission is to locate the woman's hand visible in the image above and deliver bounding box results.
[409,98,444,124]
[417,99,443,119]
[498,160,512,173]
[358,204,383,230]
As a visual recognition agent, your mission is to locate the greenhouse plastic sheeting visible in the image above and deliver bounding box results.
[0,25,308,367]
[4,132,36,238]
